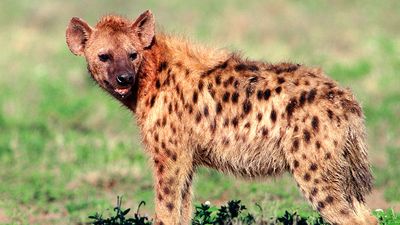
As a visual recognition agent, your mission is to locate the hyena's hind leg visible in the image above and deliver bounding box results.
[292,169,371,225]
[285,126,377,224]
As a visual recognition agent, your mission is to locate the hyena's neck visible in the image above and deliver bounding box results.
[132,34,231,124]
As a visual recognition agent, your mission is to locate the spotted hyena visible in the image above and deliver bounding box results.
[66,10,377,225]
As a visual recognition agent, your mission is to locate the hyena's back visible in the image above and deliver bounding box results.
[146,55,374,224]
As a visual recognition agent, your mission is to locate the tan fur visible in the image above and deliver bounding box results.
[66,11,377,225]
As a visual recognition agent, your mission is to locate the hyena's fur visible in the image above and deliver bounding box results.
[66,11,377,225]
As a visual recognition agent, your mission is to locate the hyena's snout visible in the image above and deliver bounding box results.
[106,60,136,97]
[116,73,134,87]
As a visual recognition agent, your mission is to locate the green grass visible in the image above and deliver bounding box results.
[0,0,399,224]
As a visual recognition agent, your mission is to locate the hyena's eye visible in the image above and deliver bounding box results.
[98,54,110,62]
[129,52,138,61]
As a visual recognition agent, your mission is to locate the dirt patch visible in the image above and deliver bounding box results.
[366,188,400,211]
[0,208,10,223]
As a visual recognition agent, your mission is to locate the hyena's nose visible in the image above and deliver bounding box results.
[116,74,133,86]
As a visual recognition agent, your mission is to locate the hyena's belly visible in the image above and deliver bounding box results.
[194,134,289,178]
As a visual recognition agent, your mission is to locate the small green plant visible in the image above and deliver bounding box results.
[89,198,399,225]
[88,197,152,225]
[192,200,256,224]
[373,209,400,225]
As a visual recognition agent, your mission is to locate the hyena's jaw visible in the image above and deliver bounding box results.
[103,79,133,99]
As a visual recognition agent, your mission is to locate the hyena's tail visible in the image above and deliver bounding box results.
[341,119,373,204]
[339,117,378,225]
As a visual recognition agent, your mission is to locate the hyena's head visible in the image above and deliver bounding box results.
[66,10,155,99]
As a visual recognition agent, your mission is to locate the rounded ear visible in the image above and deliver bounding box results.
[131,10,155,48]
[66,17,93,56]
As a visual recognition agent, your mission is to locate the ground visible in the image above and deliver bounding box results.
[0,0,399,224]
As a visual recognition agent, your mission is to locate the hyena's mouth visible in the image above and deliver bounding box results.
[103,80,132,98]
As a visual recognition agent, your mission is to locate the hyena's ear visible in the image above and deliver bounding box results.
[131,10,155,48]
[66,17,93,56]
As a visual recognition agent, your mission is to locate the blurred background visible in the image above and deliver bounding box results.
[0,0,399,224]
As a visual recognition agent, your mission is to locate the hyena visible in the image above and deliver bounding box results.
[66,10,378,225]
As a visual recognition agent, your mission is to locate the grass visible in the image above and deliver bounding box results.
[0,0,399,224]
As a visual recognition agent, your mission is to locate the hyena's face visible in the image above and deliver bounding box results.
[66,10,155,99]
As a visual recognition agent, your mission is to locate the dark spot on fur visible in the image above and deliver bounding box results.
[294,125,299,132]
[309,163,318,171]
[192,91,198,104]
[202,61,228,77]
[304,173,311,181]
[257,113,263,121]
[311,116,319,132]
[215,75,221,85]
[317,201,325,210]
[163,187,170,195]
[222,137,230,145]
[286,97,298,119]
[204,106,209,117]
[245,86,254,98]
[231,117,239,127]
[303,130,311,144]
[311,187,318,196]
[263,89,271,100]
[156,79,161,89]
[188,105,193,114]
[223,76,234,87]
[157,193,163,201]
[275,86,282,94]
[257,90,263,100]
[293,160,300,168]
[267,63,300,74]
[262,127,268,137]
[150,95,156,108]
[231,92,239,103]
[299,91,307,106]
[325,196,334,204]
[293,138,299,151]
[158,61,168,72]
[327,109,334,120]
[242,100,252,114]
[233,80,240,88]
[198,80,204,91]
[223,118,229,127]
[277,77,285,84]
[234,63,259,72]
[166,202,174,212]
[340,209,349,215]
[171,152,177,161]
[195,112,202,123]
[244,122,251,128]
[168,103,173,114]
[315,141,321,149]
[307,88,317,103]
[325,152,332,160]
[222,92,230,102]
[216,102,222,114]
[270,109,277,123]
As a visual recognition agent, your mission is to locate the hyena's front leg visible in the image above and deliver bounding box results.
[152,146,193,225]
[180,170,194,225]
